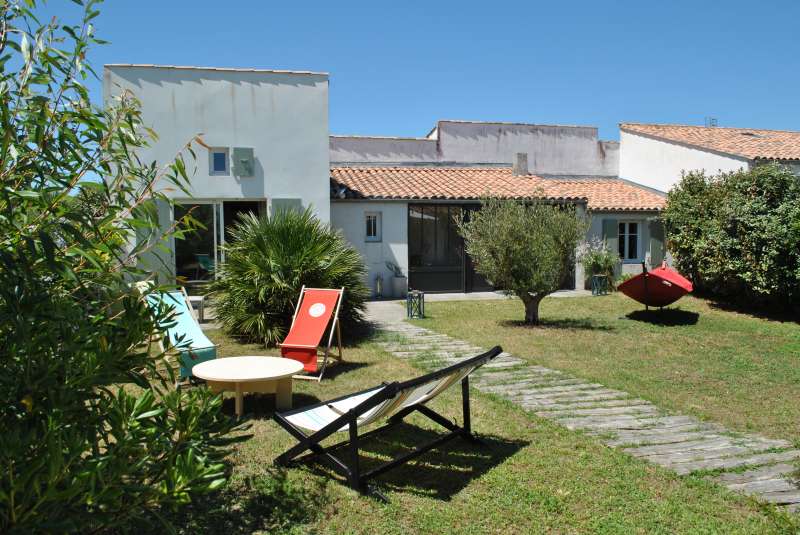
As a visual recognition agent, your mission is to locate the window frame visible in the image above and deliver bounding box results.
[365,211,382,242]
[618,221,641,262]
[209,147,230,176]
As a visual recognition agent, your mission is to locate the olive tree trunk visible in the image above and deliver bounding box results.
[519,292,546,324]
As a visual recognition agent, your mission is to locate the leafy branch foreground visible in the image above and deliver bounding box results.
[0,2,242,532]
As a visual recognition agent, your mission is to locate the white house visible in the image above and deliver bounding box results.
[619,123,800,192]
[105,64,672,294]
[103,64,330,281]
[330,121,667,294]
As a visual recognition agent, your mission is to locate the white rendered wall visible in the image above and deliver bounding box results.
[103,65,331,222]
[586,211,662,277]
[331,201,408,297]
[619,131,748,193]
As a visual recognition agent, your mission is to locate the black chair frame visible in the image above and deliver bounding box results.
[273,346,503,499]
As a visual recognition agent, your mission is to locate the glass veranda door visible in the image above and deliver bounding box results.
[174,201,264,282]
[174,202,222,282]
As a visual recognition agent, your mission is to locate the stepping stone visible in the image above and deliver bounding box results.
[605,431,712,448]
[625,437,738,457]
[475,374,569,387]
[648,444,782,466]
[726,478,798,494]
[759,491,800,505]
[391,350,462,358]
[560,415,697,432]
[516,390,631,403]
[382,343,477,351]
[714,464,799,485]
[475,370,565,383]
[531,398,652,411]
[538,405,658,418]
[670,450,800,475]
[478,378,584,393]
[511,383,606,395]
[484,359,525,369]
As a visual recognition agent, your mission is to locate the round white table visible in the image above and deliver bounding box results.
[192,356,304,417]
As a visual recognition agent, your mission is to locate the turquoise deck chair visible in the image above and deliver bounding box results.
[147,288,217,379]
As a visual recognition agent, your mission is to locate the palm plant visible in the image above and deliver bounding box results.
[210,209,369,346]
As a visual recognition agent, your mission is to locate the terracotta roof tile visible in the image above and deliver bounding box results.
[620,123,800,161]
[330,167,665,211]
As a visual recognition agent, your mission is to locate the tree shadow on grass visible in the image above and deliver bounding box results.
[706,298,800,325]
[304,422,527,501]
[165,468,329,535]
[499,318,614,331]
[625,308,699,326]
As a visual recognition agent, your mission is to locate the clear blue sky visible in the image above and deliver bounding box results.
[51,0,800,140]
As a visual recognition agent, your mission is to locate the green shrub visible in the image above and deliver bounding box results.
[0,2,241,533]
[210,209,369,346]
[663,163,800,307]
[579,237,620,286]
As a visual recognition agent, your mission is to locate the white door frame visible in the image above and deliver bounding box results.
[172,199,225,280]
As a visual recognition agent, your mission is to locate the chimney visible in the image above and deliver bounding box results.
[512,152,528,176]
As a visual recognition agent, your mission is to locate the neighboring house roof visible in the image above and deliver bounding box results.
[620,123,800,161]
[330,167,665,211]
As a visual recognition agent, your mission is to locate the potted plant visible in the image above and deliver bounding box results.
[579,238,620,293]
[385,261,407,298]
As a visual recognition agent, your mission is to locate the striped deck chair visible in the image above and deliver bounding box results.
[279,286,344,381]
[146,288,217,381]
[274,346,503,499]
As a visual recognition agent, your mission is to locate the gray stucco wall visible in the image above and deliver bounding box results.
[330,136,438,164]
[435,121,619,175]
[330,120,619,176]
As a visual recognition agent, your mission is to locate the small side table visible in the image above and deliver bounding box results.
[407,290,425,318]
[192,356,304,417]
[188,294,206,322]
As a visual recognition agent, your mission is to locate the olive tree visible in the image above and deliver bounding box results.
[0,2,242,532]
[457,199,587,324]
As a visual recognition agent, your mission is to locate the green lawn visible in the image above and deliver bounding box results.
[166,328,797,534]
[410,294,800,444]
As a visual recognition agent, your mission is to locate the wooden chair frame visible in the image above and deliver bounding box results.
[274,347,503,500]
[283,285,345,382]
[144,286,216,386]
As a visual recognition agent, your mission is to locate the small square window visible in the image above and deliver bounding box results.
[365,212,381,242]
[209,148,229,176]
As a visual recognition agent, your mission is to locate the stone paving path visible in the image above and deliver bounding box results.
[367,302,800,512]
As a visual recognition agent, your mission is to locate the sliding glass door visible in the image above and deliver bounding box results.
[174,200,264,282]
[408,204,464,292]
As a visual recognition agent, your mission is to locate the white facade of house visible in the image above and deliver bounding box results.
[104,65,330,218]
[619,130,749,193]
[104,64,330,280]
[331,201,409,296]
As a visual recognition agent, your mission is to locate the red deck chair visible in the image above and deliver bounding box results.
[280,286,344,381]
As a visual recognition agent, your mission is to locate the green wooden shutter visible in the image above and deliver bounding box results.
[232,147,255,177]
[271,198,303,217]
[602,219,618,257]
[649,219,665,267]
